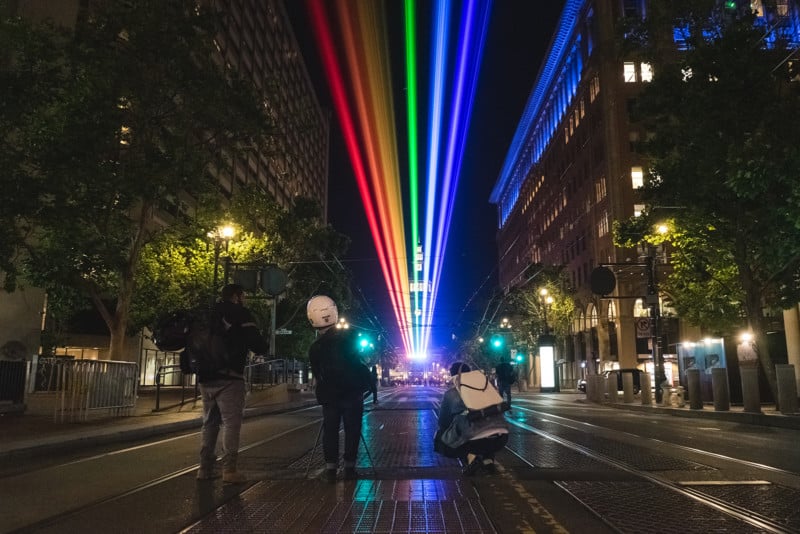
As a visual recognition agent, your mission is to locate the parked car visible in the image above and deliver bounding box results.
[603,369,643,394]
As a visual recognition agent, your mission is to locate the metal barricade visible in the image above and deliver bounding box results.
[153,364,198,412]
[42,358,139,422]
[244,357,307,392]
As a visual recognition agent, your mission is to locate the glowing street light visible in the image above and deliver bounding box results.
[208,223,236,296]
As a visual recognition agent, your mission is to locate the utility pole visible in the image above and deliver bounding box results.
[646,254,665,403]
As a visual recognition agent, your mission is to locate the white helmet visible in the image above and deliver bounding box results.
[307,295,338,328]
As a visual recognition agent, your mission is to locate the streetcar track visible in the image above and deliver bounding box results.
[9,413,324,534]
[505,409,795,533]
[511,401,800,478]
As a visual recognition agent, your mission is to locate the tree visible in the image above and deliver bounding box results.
[617,2,800,403]
[134,189,353,363]
[0,2,277,359]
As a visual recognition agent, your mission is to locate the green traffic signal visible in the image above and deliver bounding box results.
[515,353,524,362]
[723,0,737,8]
[490,335,504,350]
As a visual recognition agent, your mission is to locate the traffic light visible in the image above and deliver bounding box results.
[356,332,374,352]
[723,0,737,9]
[490,334,504,350]
[515,352,524,363]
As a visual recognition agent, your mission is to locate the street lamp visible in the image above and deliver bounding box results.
[539,288,554,334]
[336,317,350,329]
[208,223,236,296]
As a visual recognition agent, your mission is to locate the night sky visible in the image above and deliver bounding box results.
[284,1,566,353]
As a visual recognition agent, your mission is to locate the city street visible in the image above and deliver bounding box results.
[1,386,798,533]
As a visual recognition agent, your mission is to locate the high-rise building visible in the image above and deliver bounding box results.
[490,0,800,388]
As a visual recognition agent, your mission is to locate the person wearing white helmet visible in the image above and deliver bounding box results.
[307,295,372,483]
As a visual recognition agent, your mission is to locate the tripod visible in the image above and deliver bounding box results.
[305,419,377,478]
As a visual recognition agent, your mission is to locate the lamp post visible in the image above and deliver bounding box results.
[539,288,554,334]
[208,224,236,299]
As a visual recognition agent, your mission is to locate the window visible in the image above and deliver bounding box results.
[598,211,609,237]
[633,298,648,317]
[631,166,644,188]
[629,131,640,152]
[640,62,653,82]
[595,176,607,201]
[590,75,600,101]
[624,62,636,83]
[622,0,644,18]
[634,203,645,217]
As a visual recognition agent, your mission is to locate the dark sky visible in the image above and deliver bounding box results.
[284,1,566,353]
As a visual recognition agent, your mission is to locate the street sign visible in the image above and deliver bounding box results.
[635,318,651,338]
[275,328,292,335]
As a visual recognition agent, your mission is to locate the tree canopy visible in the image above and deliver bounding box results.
[1,1,280,359]
[616,2,800,402]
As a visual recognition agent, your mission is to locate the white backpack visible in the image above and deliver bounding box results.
[454,369,509,419]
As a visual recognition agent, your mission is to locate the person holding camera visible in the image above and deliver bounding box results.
[307,295,372,483]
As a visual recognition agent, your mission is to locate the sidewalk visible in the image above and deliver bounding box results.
[0,385,318,459]
[2,387,798,460]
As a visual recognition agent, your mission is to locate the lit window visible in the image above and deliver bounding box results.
[634,204,645,217]
[624,62,637,83]
[640,62,653,82]
[631,166,644,188]
[598,211,609,237]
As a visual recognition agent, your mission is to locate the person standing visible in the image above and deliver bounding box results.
[197,284,268,484]
[495,355,515,406]
[307,295,372,483]
[370,364,379,404]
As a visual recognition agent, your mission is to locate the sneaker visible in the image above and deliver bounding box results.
[343,468,359,480]
[196,468,220,481]
[462,458,481,477]
[321,468,337,483]
[222,470,247,484]
[482,462,500,475]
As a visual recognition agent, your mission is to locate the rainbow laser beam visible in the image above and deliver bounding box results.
[404,0,421,356]
[423,0,492,352]
[307,0,492,357]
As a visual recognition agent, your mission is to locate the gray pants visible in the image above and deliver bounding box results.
[199,379,246,471]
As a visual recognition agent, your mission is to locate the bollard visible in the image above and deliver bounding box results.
[661,381,672,406]
[740,367,761,414]
[622,373,635,403]
[591,374,604,403]
[711,367,730,411]
[640,372,652,405]
[687,368,703,410]
[606,371,618,403]
[776,364,798,415]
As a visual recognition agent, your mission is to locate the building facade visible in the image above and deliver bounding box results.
[490,0,800,389]
[1,0,329,365]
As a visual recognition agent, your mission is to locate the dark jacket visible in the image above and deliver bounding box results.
[308,328,372,405]
[495,361,516,385]
[198,300,268,383]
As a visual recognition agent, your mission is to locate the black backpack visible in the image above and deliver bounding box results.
[152,310,192,352]
[152,308,230,375]
[180,308,231,375]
